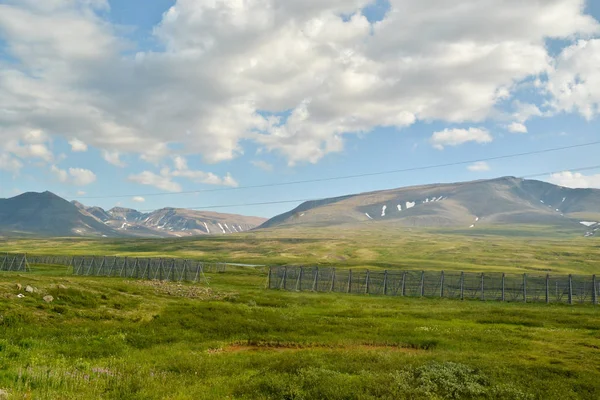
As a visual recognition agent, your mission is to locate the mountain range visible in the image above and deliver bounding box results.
[259,177,600,237]
[0,191,266,238]
[1,177,599,238]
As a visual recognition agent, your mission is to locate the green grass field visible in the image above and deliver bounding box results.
[1,229,599,399]
[1,225,599,274]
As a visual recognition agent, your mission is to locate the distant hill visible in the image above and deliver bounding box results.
[258,177,600,237]
[72,203,267,238]
[0,191,266,238]
[0,192,119,237]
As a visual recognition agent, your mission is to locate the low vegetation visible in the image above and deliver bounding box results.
[1,225,599,274]
[0,261,599,399]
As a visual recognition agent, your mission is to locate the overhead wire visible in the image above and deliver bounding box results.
[78,140,600,200]
[134,163,600,212]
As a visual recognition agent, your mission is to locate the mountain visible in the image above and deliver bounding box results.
[72,203,266,238]
[259,177,600,236]
[0,192,120,237]
[0,191,266,238]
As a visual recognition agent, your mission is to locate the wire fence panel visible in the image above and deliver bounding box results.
[268,266,600,305]
[0,253,30,272]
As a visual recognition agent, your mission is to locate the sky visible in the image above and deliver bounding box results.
[0,0,599,218]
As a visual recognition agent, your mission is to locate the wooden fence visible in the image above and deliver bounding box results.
[268,266,599,305]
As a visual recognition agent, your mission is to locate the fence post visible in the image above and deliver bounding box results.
[282,266,287,290]
[348,269,352,293]
[568,274,573,305]
[267,266,272,289]
[481,273,485,301]
[593,275,598,306]
[297,267,303,291]
[365,270,370,294]
[501,273,505,302]
[460,272,464,300]
[0,253,6,270]
[440,271,445,298]
[546,274,550,304]
[401,271,406,297]
[313,267,319,292]
[420,271,425,297]
[523,274,527,303]
[330,268,336,292]
[383,270,388,295]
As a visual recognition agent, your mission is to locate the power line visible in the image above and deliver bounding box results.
[79,140,600,200]
[136,164,600,212]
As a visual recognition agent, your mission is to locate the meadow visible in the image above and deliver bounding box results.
[0,227,599,399]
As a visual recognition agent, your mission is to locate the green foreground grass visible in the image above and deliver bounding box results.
[1,264,600,399]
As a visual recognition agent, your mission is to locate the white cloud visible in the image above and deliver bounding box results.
[430,128,493,150]
[51,165,96,186]
[129,171,182,192]
[548,171,600,189]
[251,160,274,172]
[0,153,23,173]
[102,151,126,167]
[507,122,528,134]
[468,161,491,172]
[547,39,600,120]
[0,0,596,165]
[77,191,87,196]
[69,168,97,186]
[132,196,146,203]
[5,141,54,162]
[128,156,238,191]
[69,138,88,152]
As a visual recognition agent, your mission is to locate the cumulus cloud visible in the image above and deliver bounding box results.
[547,39,600,120]
[548,171,600,188]
[468,161,491,172]
[128,171,182,192]
[430,128,493,150]
[0,153,23,173]
[102,151,126,167]
[69,138,88,152]
[132,196,145,203]
[51,165,97,186]
[507,122,528,133]
[0,0,596,166]
[251,160,274,172]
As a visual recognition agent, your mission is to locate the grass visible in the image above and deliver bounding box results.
[0,262,599,399]
[1,225,599,274]
[0,229,599,398]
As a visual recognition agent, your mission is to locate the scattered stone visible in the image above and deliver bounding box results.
[0,388,8,399]
[43,295,54,303]
[25,285,35,293]
[16,283,22,290]
[17,294,25,299]
[58,284,68,290]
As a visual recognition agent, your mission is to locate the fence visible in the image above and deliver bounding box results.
[268,266,599,305]
[0,253,30,272]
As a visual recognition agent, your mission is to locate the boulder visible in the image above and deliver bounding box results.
[25,285,35,293]
[58,284,68,290]
[43,295,54,303]
[16,283,22,290]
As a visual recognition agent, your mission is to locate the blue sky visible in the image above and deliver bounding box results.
[0,0,599,218]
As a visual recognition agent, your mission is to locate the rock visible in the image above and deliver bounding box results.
[43,295,54,303]
[0,388,8,399]
[16,283,22,290]
[17,294,25,299]
[25,285,35,293]
[58,284,67,290]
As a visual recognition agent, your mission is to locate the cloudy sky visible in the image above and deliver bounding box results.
[0,0,599,217]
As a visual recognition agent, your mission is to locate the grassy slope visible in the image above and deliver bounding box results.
[1,225,598,274]
[0,265,599,399]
